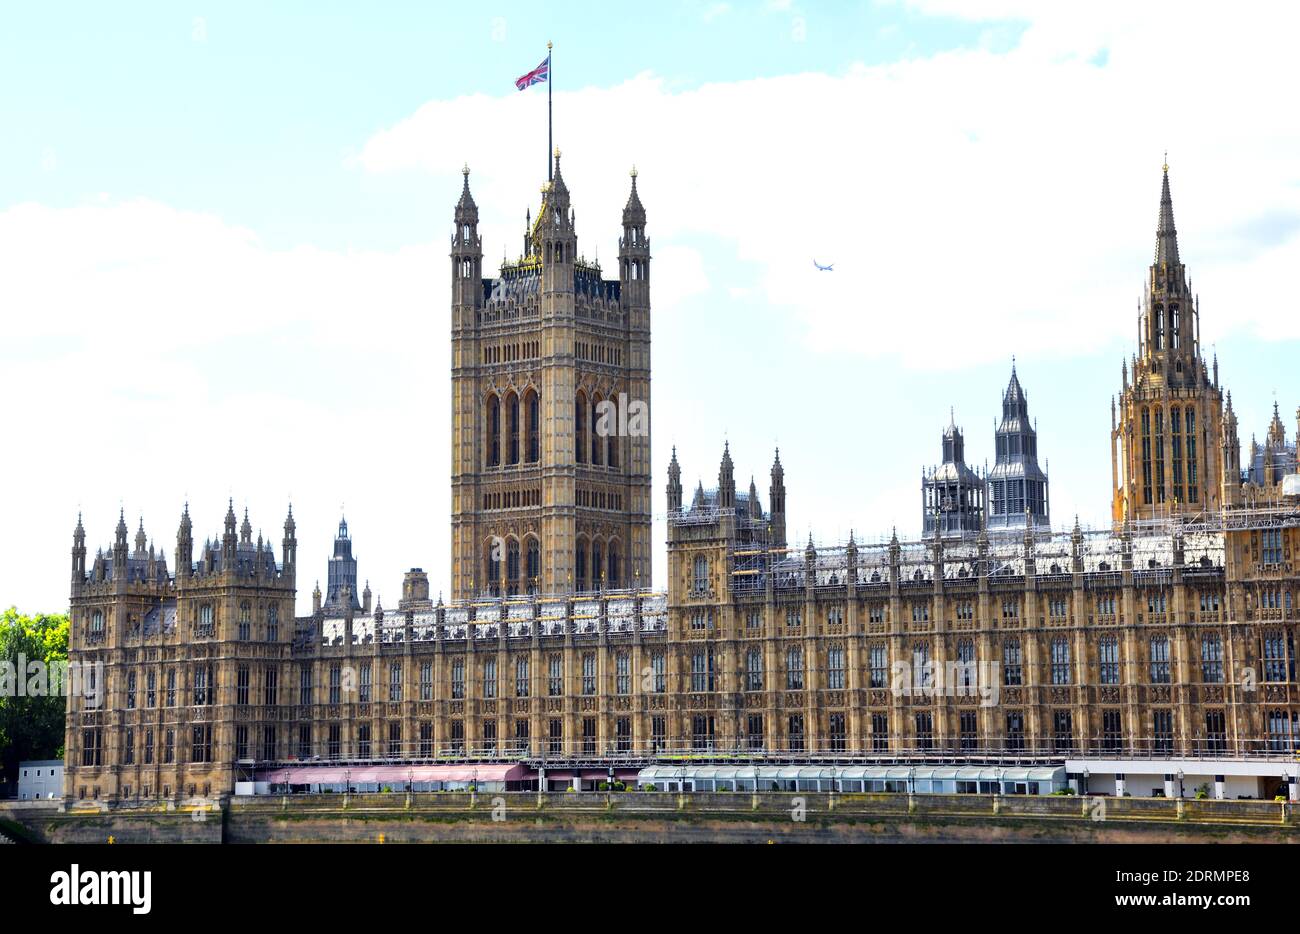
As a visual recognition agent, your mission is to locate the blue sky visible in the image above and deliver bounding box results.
[0,1,1015,248]
[2,1,1298,614]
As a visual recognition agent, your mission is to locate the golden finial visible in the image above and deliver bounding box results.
[554,146,561,159]
[462,163,469,176]
[547,40,553,50]
[630,165,638,179]
[1162,151,1168,173]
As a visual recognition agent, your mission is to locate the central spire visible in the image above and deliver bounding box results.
[1155,161,1180,267]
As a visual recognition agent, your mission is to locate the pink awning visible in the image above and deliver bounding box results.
[257,763,527,784]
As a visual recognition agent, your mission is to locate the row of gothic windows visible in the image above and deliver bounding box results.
[989,477,1047,519]
[1149,302,1183,352]
[1139,404,1199,506]
[574,390,620,468]
[483,538,542,597]
[481,537,626,595]
[575,539,621,592]
[485,390,541,467]
[484,388,624,469]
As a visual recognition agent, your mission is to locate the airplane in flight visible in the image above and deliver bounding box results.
[813,260,834,271]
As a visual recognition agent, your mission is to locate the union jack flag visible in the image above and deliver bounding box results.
[515,56,549,91]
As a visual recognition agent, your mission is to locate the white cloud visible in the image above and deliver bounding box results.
[0,198,446,616]
[358,5,1300,369]
[702,3,731,24]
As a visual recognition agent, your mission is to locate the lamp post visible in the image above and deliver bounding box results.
[1176,768,1185,799]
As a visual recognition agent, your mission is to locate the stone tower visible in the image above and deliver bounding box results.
[323,516,360,611]
[64,501,295,803]
[922,413,985,536]
[449,153,652,599]
[1112,163,1228,523]
[986,365,1050,529]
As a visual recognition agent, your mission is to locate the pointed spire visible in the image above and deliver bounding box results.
[623,165,645,223]
[134,517,147,554]
[456,163,477,216]
[1004,361,1026,411]
[115,508,128,542]
[1268,399,1287,446]
[224,498,237,533]
[1155,159,1180,267]
[550,147,568,198]
[240,506,252,543]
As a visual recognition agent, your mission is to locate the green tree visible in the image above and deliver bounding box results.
[0,607,70,782]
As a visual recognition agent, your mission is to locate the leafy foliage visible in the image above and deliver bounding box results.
[0,607,69,781]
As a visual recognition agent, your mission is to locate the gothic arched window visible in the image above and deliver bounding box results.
[607,542,620,590]
[607,406,619,468]
[590,393,603,465]
[592,541,603,589]
[506,539,521,596]
[1154,407,1166,505]
[693,555,709,594]
[575,541,587,592]
[1171,404,1184,503]
[575,390,587,464]
[1140,406,1153,505]
[506,392,520,465]
[485,540,502,598]
[486,394,501,468]
[526,538,541,593]
[525,390,540,463]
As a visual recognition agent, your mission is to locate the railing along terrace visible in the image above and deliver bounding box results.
[732,517,1250,591]
[316,590,668,647]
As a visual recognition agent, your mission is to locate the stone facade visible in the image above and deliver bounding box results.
[448,154,653,600]
[61,163,1300,804]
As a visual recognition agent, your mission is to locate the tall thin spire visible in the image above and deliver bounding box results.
[455,164,478,219]
[1155,159,1180,267]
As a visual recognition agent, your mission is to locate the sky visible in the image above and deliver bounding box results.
[2,1,1299,616]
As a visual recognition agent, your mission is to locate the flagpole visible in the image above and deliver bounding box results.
[547,41,553,182]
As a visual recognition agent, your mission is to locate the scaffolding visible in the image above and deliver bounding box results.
[727,502,1300,590]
